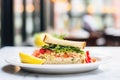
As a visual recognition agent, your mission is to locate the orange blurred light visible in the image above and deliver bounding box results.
[51,0,67,3]
[51,0,56,3]
[26,4,35,13]
[87,5,94,14]
[66,3,71,11]
[109,7,116,14]
[102,6,108,13]
[102,6,116,14]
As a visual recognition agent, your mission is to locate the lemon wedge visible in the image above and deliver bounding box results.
[34,33,47,47]
[19,52,45,64]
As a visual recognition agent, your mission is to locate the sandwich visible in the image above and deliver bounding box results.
[32,34,92,64]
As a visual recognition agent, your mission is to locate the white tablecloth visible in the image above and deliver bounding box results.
[0,46,120,80]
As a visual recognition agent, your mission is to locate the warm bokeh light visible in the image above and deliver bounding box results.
[87,5,94,14]
[51,0,68,3]
[102,6,116,14]
[66,3,71,11]
[26,4,35,13]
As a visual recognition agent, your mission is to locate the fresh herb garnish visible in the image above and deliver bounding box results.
[42,44,84,54]
[52,34,66,40]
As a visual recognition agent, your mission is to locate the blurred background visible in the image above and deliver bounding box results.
[0,0,120,47]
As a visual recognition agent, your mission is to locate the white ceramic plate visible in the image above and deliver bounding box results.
[5,55,111,74]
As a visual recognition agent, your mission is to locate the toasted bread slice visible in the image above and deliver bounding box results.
[43,34,86,49]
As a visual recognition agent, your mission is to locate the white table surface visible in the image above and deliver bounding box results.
[0,46,120,80]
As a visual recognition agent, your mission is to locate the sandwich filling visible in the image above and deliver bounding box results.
[32,44,92,64]
[42,44,84,54]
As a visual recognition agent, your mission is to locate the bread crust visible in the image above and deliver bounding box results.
[43,35,86,49]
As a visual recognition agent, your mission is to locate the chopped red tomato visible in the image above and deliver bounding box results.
[85,51,91,63]
[39,48,46,54]
[85,58,89,63]
[45,49,52,54]
[32,50,40,58]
